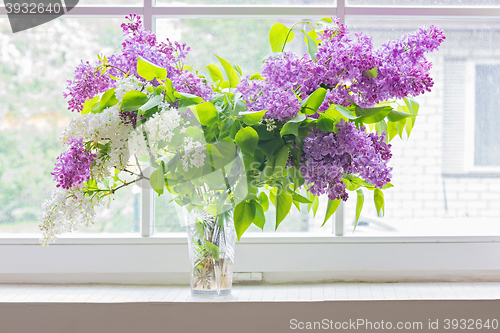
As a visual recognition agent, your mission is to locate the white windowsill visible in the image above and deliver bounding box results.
[2,233,500,245]
[1,283,500,303]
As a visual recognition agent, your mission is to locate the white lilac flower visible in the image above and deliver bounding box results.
[181,137,206,172]
[127,127,149,158]
[114,76,143,101]
[39,187,100,246]
[144,103,182,144]
[60,105,134,180]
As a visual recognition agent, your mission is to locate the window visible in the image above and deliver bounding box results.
[1,1,500,284]
[473,64,500,169]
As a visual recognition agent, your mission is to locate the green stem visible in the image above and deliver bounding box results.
[282,22,317,52]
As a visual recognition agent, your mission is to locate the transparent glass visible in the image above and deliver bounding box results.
[347,0,500,6]
[185,207,236,297]
[342,17,500,236]
[155,194,186,233]
[0,17,139,233]
[156,191,333,234]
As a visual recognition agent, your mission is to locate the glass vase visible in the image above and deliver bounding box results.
[185,208,236,297]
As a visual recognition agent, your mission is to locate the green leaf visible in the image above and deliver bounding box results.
[150,161,166,195]
[312,195,319,217]
[139,95,162,114]
[403,97,419,137]
[364,67,378,78]
[397,118,406,139]
[234,200,256,241]
[387,120,398,141]
[291,191,312,204]
[234,64,242,76]
[403,96,419,115]
[359,108,391,124]
[269,22,295,52]
[301,88,326,114]
[275,190,293,230]
[250,73,263,80]
[81,96,100,115]
[260,192,269,212]
[240,110,267,126]
[320,17,333,23]
[164,78,176,104]
[175,92,204,108]
[293,200,300,212]
[354,189,364,229]
[386,109,416,122]
[204,241,220,261]
[206,64,224,83]
[280,122,299,136]
[121,91,149,112]
[306,30,320,46]
[305,31,319,59]
[235,127,259,156]
[252,202,266,230]
[323,198,341,227]
[375,119,388,139]
[306,191,315,212]
[97,88,119,113]
[342,177,361,191]
[269,189,276,207]
[215,55,239,88]
[355,106,393,119]
[333,105,359,120]
[316,115,336,132]
[374,188,385,217]
[137,57,167,81]
[273,145,289,177]
[233,99,246,117]
[382,182,394,189]
[190,102,218,126]
[288,114,306,123]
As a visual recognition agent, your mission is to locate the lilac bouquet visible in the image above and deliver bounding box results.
[39,16,445,245]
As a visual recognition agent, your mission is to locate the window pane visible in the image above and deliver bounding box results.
[153,18,332,234]
[347,0,500,6]
[155,191,333,234]
[342,17,500,236]
[0,17,139,234]
[474,65,500,167]
[155,18,317,74]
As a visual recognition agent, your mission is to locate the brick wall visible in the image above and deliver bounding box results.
[343,22,500,229]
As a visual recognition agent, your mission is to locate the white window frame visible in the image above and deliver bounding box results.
[464,60,500,174]
[1,1,500,284]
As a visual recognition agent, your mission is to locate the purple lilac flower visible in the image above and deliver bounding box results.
[301,121,392,201]
[367,25,446,105]
[238,18,445,120]
[172,70,213,102]
[316,21,377,108]
[237,53,323,120]
[110,14,212,100]
[65,14,212,112]
[119,110,138,127]
[63,61,113,113]
[108,14,172,80]
[51,138,96,190]
[315,20,445,108]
